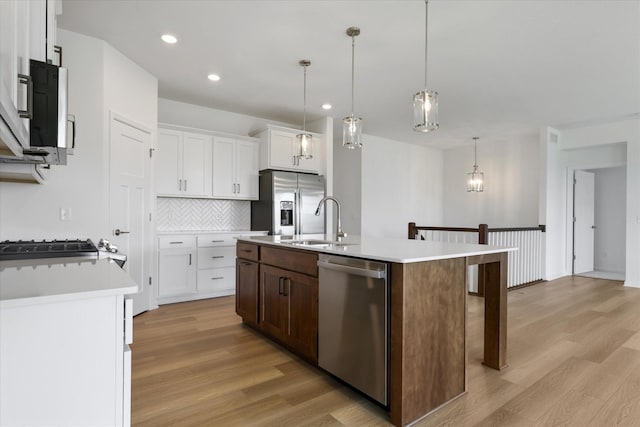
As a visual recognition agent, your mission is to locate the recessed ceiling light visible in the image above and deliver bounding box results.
[322,103,332,110]
[207,74,221,82]
[161,34,177,44]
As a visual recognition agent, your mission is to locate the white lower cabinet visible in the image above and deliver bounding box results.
[157,236,197,299]
[157,231,266,304]
[0,294,133,427]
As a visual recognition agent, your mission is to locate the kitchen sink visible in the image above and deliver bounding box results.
[280,239,354,249]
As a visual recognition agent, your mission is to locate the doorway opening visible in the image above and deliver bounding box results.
[572,166,626,281]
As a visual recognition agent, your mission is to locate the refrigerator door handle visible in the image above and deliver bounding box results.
[294,190,300,235]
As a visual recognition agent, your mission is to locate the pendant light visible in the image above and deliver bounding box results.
[467,137,484,192]
[343,26,362,149]
[296,60,313,159]
[413,0,439,132]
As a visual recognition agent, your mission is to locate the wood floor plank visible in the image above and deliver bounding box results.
[586,370,640,427]
[131,275,640,426]
[622,331,640,350]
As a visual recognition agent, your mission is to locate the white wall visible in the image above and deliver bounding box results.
[539,127,567,281]
[332,127,362,236]
[158,98,295,137]
[590,166,626,273]
[442,136,539,228]
[361,135,443,239]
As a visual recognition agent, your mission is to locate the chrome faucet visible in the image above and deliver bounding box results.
[315,196,347,239]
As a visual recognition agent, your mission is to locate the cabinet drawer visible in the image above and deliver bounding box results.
[197,267,235,292]
[237,242,259,261]
[261,246,318,277]
[158,236,196,249]
[198,234,236,247]
[198,246,236,269]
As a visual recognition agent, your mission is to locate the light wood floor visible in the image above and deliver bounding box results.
[131,275,640,426]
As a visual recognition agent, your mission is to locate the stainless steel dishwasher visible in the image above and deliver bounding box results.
[317,254,389,405]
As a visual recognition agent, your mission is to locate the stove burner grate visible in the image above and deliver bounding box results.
[0,239,99,260]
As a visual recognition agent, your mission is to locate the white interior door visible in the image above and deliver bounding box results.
[110,115,152,316]
[574,170,595,274]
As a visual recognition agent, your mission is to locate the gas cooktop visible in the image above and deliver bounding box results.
[0,239,99,261]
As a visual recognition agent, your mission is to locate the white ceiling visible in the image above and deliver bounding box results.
[58,0,640,149]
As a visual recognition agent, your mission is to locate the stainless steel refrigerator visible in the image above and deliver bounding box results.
[251,170,325,235]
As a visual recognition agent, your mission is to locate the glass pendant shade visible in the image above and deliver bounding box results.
[413,90,439,132]
[296,59,313,160]
[413,0,439,132]
[296,132,313,159]
[342,114,362,149]
[467,166,484,192]
[467,136,484,192]
[343,27,362,149]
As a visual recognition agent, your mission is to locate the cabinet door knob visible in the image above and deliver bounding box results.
[114,229,130,236]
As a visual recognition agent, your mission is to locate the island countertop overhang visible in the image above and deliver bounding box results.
[236,234,516,264]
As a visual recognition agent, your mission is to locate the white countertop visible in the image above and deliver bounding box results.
[237,234,516,264]
[0,258,138,308]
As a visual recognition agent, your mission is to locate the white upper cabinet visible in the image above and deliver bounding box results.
[156,124,259,200]
[182,132,213,197]
[256,125,321,174]
[29,0,58,63]
[156,128,212,198]
[0,0,59,156]
[234,139,259,199]
[212,136,258,200]
[1,0,32,155]
[211,136,235,198]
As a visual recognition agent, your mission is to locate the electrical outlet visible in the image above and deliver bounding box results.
[60,207,71,221]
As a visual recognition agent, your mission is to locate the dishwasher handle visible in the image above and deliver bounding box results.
[317,260,386,279]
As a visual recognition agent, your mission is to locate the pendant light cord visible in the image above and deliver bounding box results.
[424,0,429,89]
[351,35,355,115]
[303,64,307,133]
[473,137,479,167]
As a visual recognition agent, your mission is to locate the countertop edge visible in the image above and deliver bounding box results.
[236,235,516,264]
[0,284,138,309]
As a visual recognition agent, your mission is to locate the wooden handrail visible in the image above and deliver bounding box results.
[408,222,546,240]
[488,225,546,233]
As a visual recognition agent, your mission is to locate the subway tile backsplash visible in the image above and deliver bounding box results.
[157,198,251,231]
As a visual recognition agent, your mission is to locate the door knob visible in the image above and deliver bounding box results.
[114,229,130,236]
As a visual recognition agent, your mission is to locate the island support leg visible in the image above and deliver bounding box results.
[482,251,508,370]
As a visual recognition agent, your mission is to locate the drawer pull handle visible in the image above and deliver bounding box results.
[170,241,183,244]
[211,256,224,259]
[240,249,252,253]
[211,277,224,280]
[211,240,225,243]
[240,261,251,266]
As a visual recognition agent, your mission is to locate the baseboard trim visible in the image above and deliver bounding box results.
[624,280,640,288]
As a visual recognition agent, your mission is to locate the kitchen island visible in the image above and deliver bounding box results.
[235,234,514,426]
[0,258,137,427]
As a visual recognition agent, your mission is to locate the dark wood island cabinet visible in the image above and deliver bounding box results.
[236,242,318,364]
[236,236,512,426]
